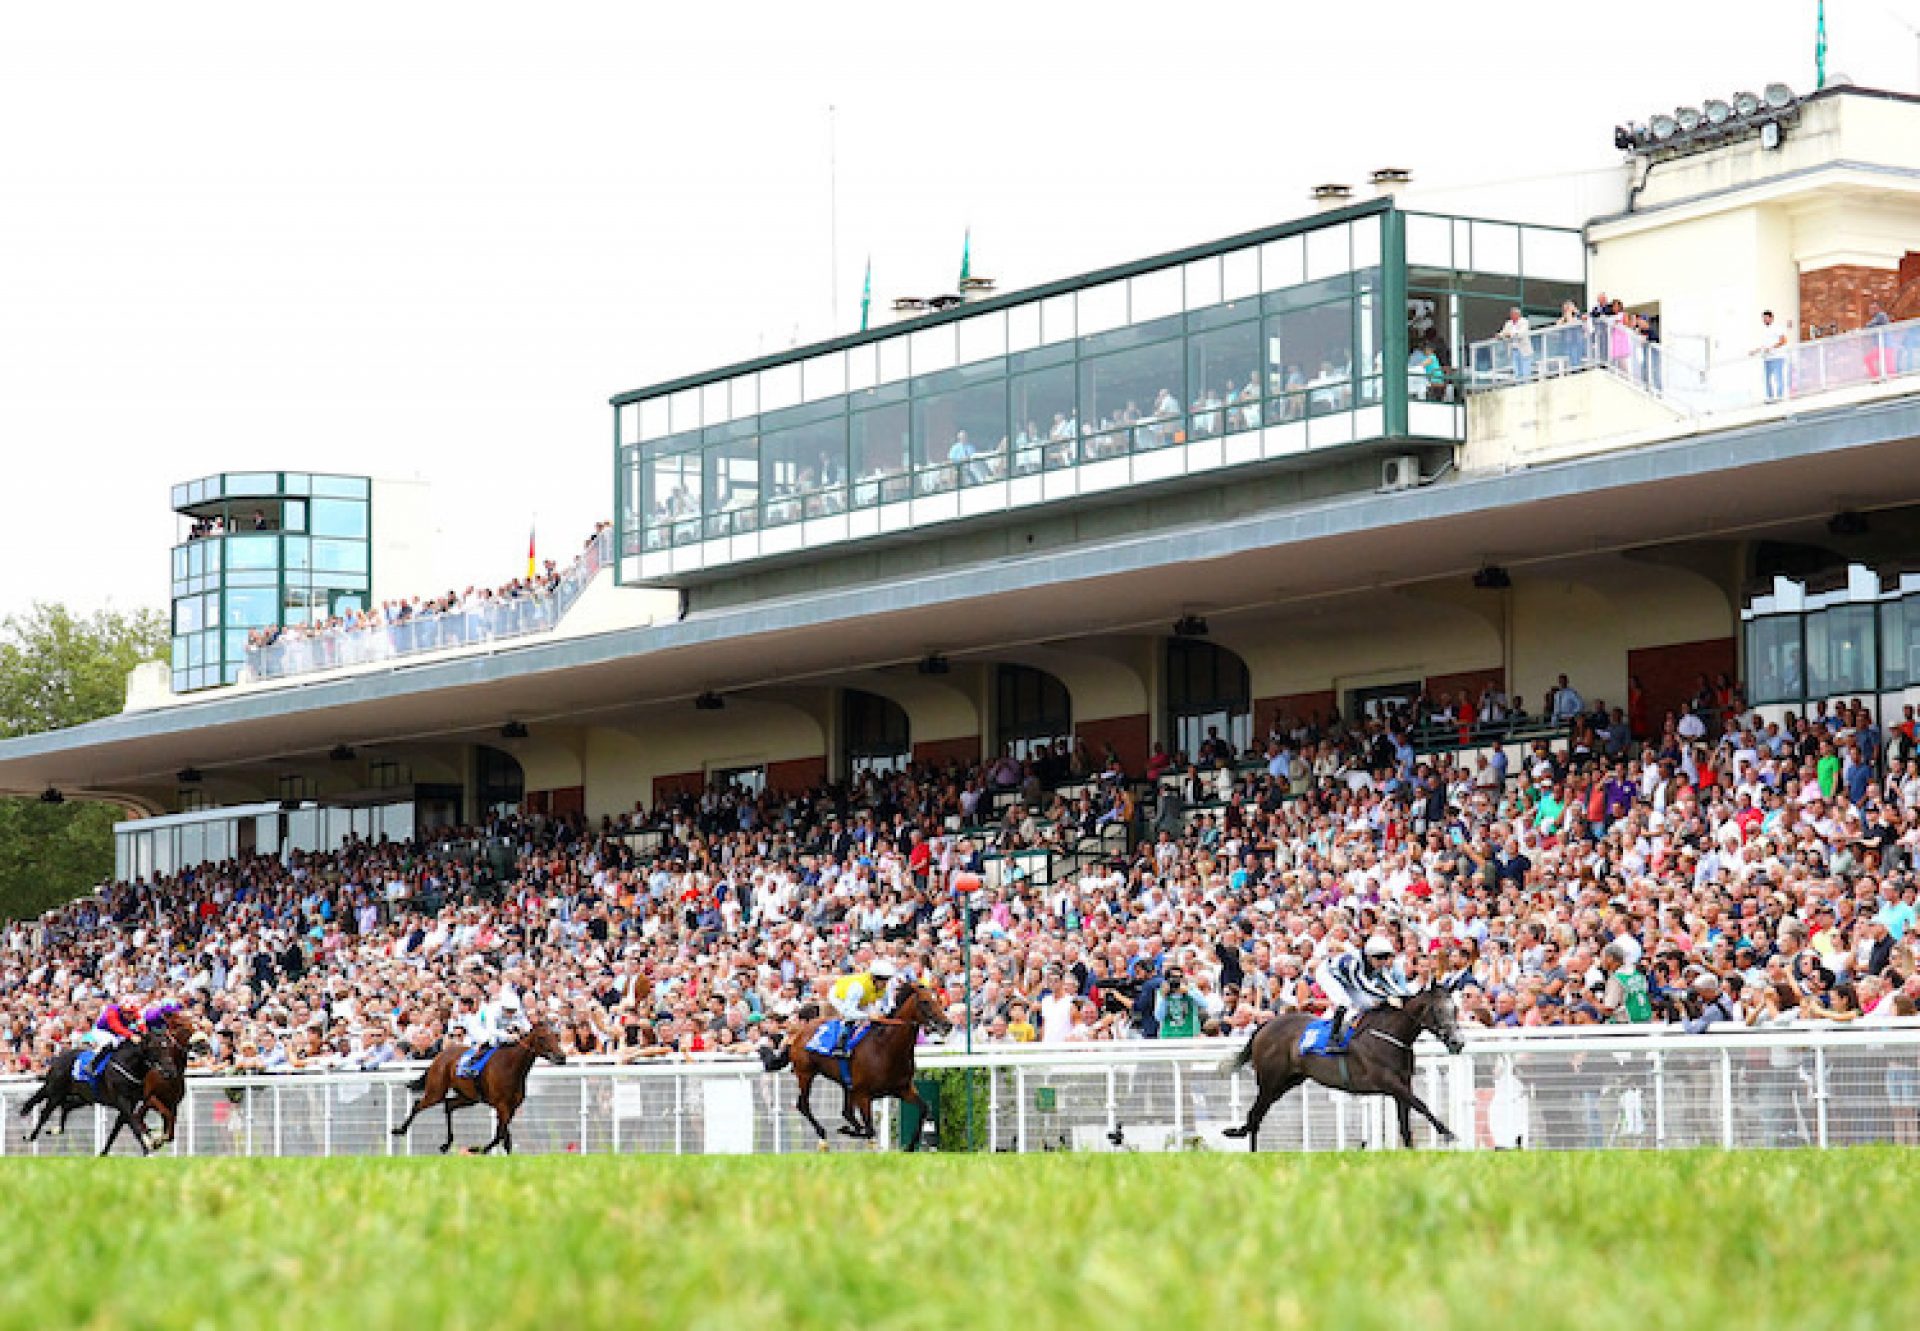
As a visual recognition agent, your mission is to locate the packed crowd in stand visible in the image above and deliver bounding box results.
[244,523,610,664]
[5,671,1920,1077]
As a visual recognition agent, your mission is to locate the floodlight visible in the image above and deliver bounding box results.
[1651,114,1678,140]
[1614,124,1634,151]
[1675,106,1702,132]
[1764,82,1794,109]
[1733,90,1760,117]
[1704,99,1731,125]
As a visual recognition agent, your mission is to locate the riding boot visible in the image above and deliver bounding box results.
[1327,1007,1347,1051]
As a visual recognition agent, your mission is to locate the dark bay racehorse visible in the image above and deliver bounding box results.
[391,1024,567,1154]
[1221,983,1466,1151]
[18,1030,179,1157]
[139,1010,199,1147]
[762,984,952,1148]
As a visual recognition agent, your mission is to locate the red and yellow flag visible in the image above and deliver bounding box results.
[527,525,536,579]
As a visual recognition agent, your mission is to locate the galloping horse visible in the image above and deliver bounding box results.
[762,983,952,1148]
[138,1010,199,1147]
[17,1030,179,1157]
[391,1024,568,1154]
[1221,983,1467,1151]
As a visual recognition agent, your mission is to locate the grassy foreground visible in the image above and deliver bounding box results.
[0,1150,1907,1330]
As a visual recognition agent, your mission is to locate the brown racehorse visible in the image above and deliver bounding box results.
[391,1023,568,1154]
[139,1011,199,1147]
[761,984,952,1149]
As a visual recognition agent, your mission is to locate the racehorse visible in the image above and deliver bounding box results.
[138,1010,199,1147]
[1220,982,1467,1151]
[17,1030,179,1157]
[761,983,953,1149]
[391,1023,568,1155]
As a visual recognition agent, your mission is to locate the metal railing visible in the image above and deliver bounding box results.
[1467,314,1920,417]
[244,529,612,681]
[7,1024,1917,1157]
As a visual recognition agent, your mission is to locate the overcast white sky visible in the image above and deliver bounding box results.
[2,0,1916,621]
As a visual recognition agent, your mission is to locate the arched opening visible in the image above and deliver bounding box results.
[843,688,912,778]
[1166,639,1251,760]
[995,664,1072,760]
[474,745,525,818]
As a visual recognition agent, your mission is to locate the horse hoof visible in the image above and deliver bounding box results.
[439,1144,452,1154]
[1222,1127,1245,1138]
[816,1141,830,1153]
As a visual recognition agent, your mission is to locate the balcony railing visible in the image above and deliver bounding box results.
[243,528,611,682]
[1467,313,1920,417]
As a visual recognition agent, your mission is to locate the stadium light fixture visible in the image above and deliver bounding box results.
[177,767,203,784]
[1704,99,1731,126]
[39,787,64,805]
[694,691,725,711]
[1172,615,1210,638]
[329,744,356,762]
[1675,105,1702,132]
[1764,82,1795,109]
[1650,114,1678,141]
[1733,90,1760,118]
[917,654,951,676]
[500,720,530,740]
[1472,566,1512,591]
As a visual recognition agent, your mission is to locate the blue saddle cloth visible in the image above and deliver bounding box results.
[1298,1018,1358,1057]
[456,1045,500,1080]
[75,1049,112,1085]
[805,1020,872,1060]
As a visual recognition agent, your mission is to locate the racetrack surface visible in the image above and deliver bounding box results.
[0,1150,1905,1330]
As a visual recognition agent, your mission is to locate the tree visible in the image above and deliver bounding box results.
[0,604,168,922]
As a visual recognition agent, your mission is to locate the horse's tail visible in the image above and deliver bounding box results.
[407,1071,428,1093]
[1219,1026,1260,1078]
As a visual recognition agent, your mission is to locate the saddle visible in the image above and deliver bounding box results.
[1297,1016,1362,1057]
[456,1045,502,1080]
[75,1048,113,1085]
[805,1019,872,1061]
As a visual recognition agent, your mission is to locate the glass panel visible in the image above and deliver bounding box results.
[225,471,279,497]
[1406,214,1452,268]
[639,397,670,440]
[1827,604,1876,694]
[669,387,702,434]
[312,539,368,575]
[731,373,758,418]
[1805,610,1833,699]
[957,310,1006,366]
[1748,617,1803,704]
[1880,599,1909,692]
[761,411,847,525]
[284,535,311,572]
[1011,362,1077,471]
[912,365,1006,489]
[1040,294,1075,345]
[1184,257,1222,311]
[175,596,202,635]
[1130,267,1182,323]
[1305,222,1351,281]
[172,547,187,579]
[283,473,310,496]
[1261,234,1304,291]
[225,587,278,627]
[703,434,760,529]
[1080,334,1184,453]
[911,324,957,376]
[646,445,703,545]
[1472,221,1523,276]
[760,362,800,413]
[878,333,911,385]
[1266,293,1356,418]
[1077,280,1128,337]
[311,475,369,498]
[701,381,730,427]
[1007,301,1041,353]
[225,534,278,570]
[850,402,912,505]
[803,351,846,402]
[310,498,367,539]
[1352,216,1382,270]
[618,403,639,445]
[1523,227,1585,283]
[1222,246,1259,301]
[1187,320,1262,437]
[283,499,306,533]
[846,343,877,392]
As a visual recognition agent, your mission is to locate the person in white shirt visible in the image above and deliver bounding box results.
[1499,308,1535,380]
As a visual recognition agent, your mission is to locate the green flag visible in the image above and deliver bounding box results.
[1816,0,1827,89]
[959,227,971,289]
[859,257,871,333]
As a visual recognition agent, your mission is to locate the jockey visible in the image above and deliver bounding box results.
[1316,935,1411,1050]
[480,979,529,1049]
[85,996,145,1053]
[830,957,898,1025]
[142,995,185,1032]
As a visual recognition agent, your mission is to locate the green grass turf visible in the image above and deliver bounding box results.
[0,1150,1906,1330]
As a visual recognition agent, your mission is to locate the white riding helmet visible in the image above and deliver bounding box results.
[1364,935,1395,959]
[870,959,899,980]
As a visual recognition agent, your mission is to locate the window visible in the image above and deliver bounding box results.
[759,404,847,525]
[850,399,911,505]
[1010,353,1076,471]
[1265,281,1356,420]
[912,363,1006,489]
[1186,316,1261,437]
[1748,616,1802,704]
[711,764,766,795]
[1167,639,1251,760]
[312,539,368,575]
[644,436,702,546]
[310,498,367,539]
[311,475,370,499]
[225,534,278,570]
[225,587,278,628]
[1079,318,1184,454]
[702,425,759,536]
[844,689,911,776]
[995,665,1072,757]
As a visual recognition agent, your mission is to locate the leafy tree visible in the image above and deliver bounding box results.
[0,604,168,922]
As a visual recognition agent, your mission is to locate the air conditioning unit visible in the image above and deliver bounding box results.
[1379,455,1421,492]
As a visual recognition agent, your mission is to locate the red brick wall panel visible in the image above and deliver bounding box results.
[1076,714,1150,775]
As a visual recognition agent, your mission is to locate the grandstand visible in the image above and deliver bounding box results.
[5,84,1920,1155]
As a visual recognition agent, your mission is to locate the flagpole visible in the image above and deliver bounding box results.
[829,104,840,331]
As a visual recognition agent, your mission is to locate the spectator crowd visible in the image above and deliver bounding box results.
[5,672,1920,1079]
